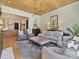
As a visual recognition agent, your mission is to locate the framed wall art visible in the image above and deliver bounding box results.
[50,15,58,31]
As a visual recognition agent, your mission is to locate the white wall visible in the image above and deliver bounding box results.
[40,1,79,30]
[1,5,40,30]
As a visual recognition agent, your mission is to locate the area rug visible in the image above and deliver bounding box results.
[18,40,56,59]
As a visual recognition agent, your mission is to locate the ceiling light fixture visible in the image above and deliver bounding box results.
[32,0,42,26]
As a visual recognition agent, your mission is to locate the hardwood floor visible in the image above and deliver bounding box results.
[3,30,24,59]
[13,47,24,59]
[3,40,24,59]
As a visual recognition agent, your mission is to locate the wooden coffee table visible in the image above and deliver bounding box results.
[29,36,51,46]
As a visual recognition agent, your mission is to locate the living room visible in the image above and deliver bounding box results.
[0,0,79,59]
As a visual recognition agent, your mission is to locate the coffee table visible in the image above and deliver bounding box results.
[29,36,51,46]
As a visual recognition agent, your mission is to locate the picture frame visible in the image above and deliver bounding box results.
[50,15,58,31]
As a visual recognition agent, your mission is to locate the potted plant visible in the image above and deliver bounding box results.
[67,24,79,56]
[67,24,79,37]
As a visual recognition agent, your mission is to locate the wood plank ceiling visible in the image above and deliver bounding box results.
[1,0,79,15]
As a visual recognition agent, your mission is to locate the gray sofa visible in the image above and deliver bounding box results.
[40,30,72,47]
[42,47,79,59]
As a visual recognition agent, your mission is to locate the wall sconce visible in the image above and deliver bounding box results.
[46,22,51,30]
